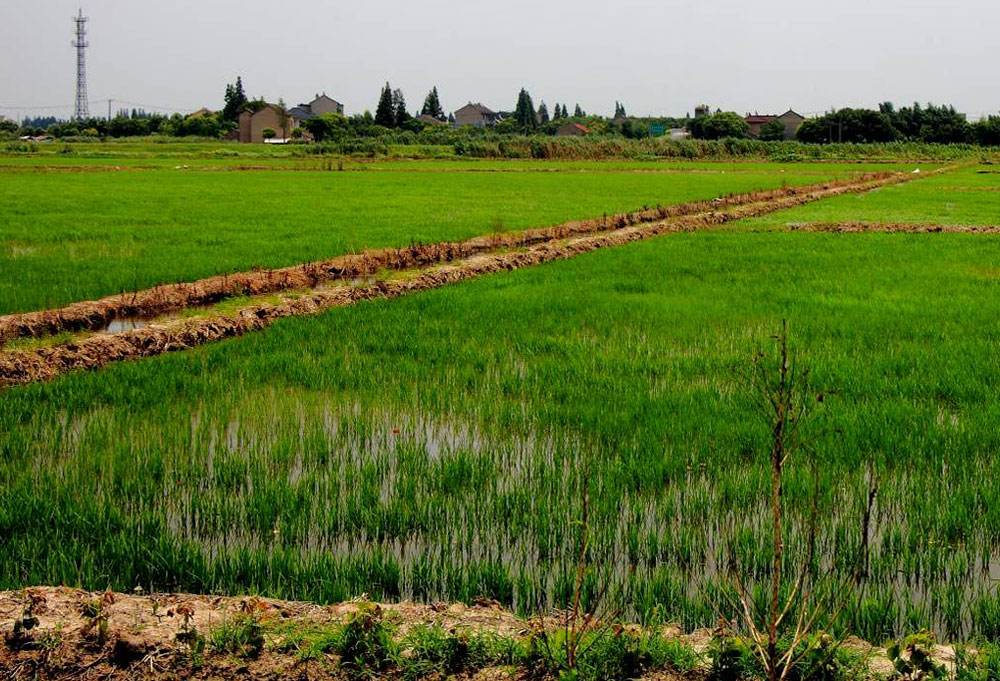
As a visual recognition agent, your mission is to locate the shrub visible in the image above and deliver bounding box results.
[759,119,788,142]
[336,603,396,678]
[708,634,760,681]
[956,641,1000,681]
[3,141,37,153]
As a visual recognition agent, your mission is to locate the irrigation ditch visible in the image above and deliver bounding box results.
[785,221,1000,233]
[0,168,959,388]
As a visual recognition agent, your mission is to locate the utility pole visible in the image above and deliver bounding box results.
[72,9,90,121]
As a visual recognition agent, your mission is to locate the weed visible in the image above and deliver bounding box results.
[269,621,343,661]
[5,590,45,649]
[209,613,265,659]
[887,631,947,680]
[955,641,1000,681]
[80,591,114,645]
[174,603,206,668]
[336,602,396,679]
[708,632,761,681]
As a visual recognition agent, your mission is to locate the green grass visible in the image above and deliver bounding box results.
[0,155,929,314]
[743,165,1000,228]
[3,209,999,641]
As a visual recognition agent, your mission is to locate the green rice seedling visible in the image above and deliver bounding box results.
[1,164,999,645]
[971,591,1000,642]
[0,155,927,314]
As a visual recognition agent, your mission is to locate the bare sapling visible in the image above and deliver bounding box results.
[533,483,619,675]
[725,321,877,681]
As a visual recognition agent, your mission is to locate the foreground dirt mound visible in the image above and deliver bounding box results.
[0,588,966,681]
[0,587,527,680]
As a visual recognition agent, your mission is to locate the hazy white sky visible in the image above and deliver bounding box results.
[0,0,996,121]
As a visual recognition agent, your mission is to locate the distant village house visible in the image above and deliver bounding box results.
[555,122,590,137]
[288,93,344,127]
[745,110,805,140]
[238,104,293,143]
[235,93,344,143]
[453,103,501,128]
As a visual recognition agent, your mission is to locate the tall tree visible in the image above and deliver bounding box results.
[222,76,248,122]
[538,101,550,125]
[514,88,537,131]
[375,82,395,127]
[688,111,751,140]
[758,119,787,141]
[614,101,627,119]
[392,89,410,127]
[574,104,585,117]
[421,86,445,120]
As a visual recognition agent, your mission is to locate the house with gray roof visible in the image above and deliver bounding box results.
[452,102,501,128]
[289,93,345,125]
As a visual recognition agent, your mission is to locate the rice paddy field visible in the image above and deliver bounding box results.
[0,153,928,314]
[1,145,999,644]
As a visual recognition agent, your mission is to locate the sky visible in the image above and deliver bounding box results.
[0,0,996,122]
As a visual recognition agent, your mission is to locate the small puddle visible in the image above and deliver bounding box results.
[102,318,149,334]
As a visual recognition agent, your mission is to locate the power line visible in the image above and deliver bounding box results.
[0,103,77,111]
[0,99,202,118]
[108,98,199,113]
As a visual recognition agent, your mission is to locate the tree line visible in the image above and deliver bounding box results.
[689,103,1000,146]
[3,77,998,147]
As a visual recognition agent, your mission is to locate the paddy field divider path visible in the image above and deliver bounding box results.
[0,168,962,388]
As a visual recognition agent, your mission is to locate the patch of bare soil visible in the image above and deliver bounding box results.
[0,587,525,680]
[0,588,961,681]
[0,172,930,388]
[0,172,901,345]
[786,221,1000,233]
